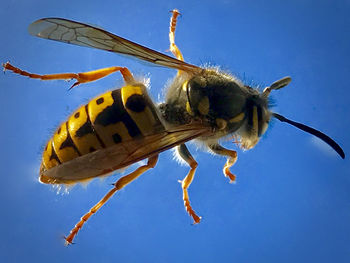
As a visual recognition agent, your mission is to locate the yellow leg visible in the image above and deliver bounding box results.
[2,62,135,89]
[209,144,238,183]
[176,144,201,224]
[169,9,185,76]
[64,155,158,245]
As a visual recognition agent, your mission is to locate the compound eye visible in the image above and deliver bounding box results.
[257,108,271,137]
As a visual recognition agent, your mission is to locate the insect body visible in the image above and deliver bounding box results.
[3,9,345,245]
[40,85,165,184]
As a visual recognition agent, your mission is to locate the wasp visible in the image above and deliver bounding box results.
[3,9,345,245]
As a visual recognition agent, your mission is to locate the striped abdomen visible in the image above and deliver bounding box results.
[40,84,165,182]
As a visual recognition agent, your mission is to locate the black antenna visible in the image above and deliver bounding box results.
[272,113,345,159]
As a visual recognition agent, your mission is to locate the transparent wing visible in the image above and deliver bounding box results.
[29,18,202,74]
[39,123,211,184]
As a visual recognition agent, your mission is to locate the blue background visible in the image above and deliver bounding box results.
[0,0,349,262]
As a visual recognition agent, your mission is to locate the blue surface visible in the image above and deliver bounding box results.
[0,0,349,262]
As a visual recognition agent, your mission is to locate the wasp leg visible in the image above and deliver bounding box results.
[2,62,135,89]
[64,155,158,245]
[169,9,184,62]
[208,144,237,183]
[176,144,201,224]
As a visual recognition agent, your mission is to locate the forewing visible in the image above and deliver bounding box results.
[39,123,211,184]
[28,18,202,74]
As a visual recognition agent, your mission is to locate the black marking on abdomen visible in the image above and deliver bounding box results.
[125,94,146,112]
[84,105,106,148]
[94,89,142,137]
[72,105,106,148]
[96,97,104,105]
[49,141,61,164]
[60,122,82,156]
[75,120,94,137]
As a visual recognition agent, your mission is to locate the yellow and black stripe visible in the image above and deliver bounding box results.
[41,84,164,173]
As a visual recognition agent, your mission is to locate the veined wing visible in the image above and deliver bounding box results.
[39,123,211,185]
[29,18,202,74]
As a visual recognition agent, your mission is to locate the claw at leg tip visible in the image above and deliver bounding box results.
[2,62,8,72]
[64,239,74,246]
[229,179,237,184]
[192,216,202,225]
[63,237,71,246]
[69,81,80,90]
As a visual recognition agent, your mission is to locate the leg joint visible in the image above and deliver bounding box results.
[190,160,198,169]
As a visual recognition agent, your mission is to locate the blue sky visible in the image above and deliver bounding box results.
[0,0,349,262]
